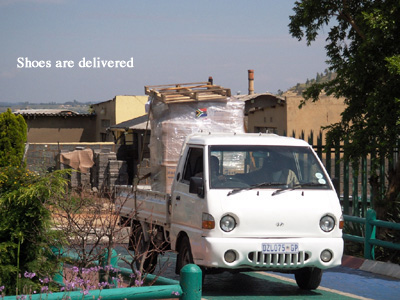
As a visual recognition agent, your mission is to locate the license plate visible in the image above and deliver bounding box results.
[262,243,299,254]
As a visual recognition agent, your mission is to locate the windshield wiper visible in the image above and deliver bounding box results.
[271,182,328,196]
[227,182,285,197]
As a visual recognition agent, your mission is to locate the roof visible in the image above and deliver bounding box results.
[110,114,150,131]
[235,92,285,102]
[14,109,93,117]
[235,93,286,114]
[185,132,310,147]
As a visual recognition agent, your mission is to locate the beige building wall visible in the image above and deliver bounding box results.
[92,95,148,142]
[246,91,346,140]
[115,95,147,123]
[247,104,287,134]
[24,116,96,143]
[284,91,345,138]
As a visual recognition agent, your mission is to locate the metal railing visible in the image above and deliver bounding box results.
[343,209,400,259]
[4,249,202,300]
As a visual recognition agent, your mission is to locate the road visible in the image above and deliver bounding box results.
[149,252,400,300]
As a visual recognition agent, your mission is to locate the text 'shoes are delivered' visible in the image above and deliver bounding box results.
[16,57,134,69]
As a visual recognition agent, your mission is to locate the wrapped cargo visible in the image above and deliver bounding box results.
[145,82,245,193]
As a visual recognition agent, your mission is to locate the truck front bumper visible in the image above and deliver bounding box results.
[195,237,343,271]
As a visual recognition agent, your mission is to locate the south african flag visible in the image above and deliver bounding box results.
[196,108,207,118]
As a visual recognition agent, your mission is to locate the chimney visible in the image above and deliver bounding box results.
[248,69,254,95]
[208,76,213,85]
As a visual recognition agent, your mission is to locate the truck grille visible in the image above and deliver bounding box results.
[247,251,309,267]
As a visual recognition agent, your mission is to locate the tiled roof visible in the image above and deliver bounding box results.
[14,109,94,117]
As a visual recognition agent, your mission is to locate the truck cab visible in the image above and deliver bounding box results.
[170,132,343,289]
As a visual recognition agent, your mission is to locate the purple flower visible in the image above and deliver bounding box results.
[134,279,144,286]
[41,286,49,293]
[72,266,79,273]
[23,271,36,279]
[98,282,108,288]
[0,286,4,292]
[171,291,180,296]
[39,277,50,284]
[80,290,90,296]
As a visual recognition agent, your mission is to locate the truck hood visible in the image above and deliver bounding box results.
[211,188,342,238]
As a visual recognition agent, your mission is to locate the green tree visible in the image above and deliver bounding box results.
[0,109,27,167]
[289,0,400,221]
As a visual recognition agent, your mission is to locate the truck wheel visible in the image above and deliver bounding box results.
[176,235,194,274]
[132,225,158,274]
[294,267,322,290]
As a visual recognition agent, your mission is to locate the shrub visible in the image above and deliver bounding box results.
[0,167,69,294]
[0,108,27,167]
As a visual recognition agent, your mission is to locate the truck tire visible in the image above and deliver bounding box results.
[176,235,194,274]
[294,267,322,290]
[132,225,158,274]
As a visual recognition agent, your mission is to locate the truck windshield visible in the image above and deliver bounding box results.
[209,145,331,191]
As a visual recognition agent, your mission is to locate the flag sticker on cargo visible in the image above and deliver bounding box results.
[196,108,207,118]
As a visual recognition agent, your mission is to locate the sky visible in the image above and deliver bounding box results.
[0,0,330,104]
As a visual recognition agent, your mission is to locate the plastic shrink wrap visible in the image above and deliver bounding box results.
[148,94,245,193]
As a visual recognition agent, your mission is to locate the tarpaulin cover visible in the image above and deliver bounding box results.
[60,148,94,173]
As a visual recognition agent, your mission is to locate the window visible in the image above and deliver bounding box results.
[209,145,331,190]
[101,119,110,128]
[182,147,204,183]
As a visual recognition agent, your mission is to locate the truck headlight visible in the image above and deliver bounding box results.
[220,215,236,232]
[320,215,335,232]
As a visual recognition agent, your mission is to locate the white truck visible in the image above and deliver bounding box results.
[116,132,344,290]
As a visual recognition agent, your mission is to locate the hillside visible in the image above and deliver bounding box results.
[289,70,336,95]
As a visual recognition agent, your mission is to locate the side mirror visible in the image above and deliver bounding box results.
[189,176,204,198]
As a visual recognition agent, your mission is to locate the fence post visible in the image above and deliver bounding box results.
[180,264,202,300]
[50,246,64,285]
[365,209,376,260]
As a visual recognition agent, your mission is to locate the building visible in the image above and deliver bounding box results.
[14,109,96,143]
[240,70,346,139]
[90,95,148,142]
[242,91,345,138]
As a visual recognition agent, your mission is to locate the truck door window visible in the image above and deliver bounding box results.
[182,147,204,183]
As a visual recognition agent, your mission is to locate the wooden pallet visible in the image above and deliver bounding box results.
[145,82,231,103]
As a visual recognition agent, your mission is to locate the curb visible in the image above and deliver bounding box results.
[342,255,400,280]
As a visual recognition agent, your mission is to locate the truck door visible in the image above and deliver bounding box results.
[170,146,204,253]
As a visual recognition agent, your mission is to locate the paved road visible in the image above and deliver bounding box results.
[153,253,400,300]
[117,248,399,300]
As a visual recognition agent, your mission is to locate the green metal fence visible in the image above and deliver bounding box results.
[343,209,400,260]
[285,130,400,259]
